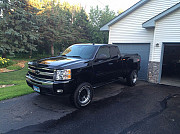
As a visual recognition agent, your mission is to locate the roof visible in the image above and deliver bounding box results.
[143,2,180,28]
[73,43,116,47]
[100,0,150,31]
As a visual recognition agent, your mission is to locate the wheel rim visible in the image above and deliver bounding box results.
[78,85,91,105]
[133,73,137,83]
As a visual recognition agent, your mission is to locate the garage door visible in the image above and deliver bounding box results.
[160,43,180,87]
[114,43,150,80]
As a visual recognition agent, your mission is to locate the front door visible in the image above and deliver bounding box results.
[93,46,111,83]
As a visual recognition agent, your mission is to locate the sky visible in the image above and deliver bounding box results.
[60,0,140,13]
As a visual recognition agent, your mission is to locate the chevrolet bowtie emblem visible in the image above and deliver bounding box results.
[35,70,40,75]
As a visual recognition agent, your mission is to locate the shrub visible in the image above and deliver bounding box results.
[0,57,14,68]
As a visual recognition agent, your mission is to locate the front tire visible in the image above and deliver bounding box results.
[71,82,93,108]
[127,70,138,86]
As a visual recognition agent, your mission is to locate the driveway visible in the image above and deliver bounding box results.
[1,81,180,134]
[0,81,126,133]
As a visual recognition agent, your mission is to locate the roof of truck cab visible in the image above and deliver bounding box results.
[73,43,117,47]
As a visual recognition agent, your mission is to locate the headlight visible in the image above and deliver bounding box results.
[55,69,71,80]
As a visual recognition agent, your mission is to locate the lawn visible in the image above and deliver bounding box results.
[0,62,34,101]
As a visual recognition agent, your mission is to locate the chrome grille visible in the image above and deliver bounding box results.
[28,65,54,81]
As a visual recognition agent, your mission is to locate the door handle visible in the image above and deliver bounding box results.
[108,63,113,65]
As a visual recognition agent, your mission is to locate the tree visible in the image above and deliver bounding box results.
[0,0,39,57]
[117,9,123,15]
[37,2,91,56]
[89,5,116,44]
[72,8,90,43]
[37,2,74,56]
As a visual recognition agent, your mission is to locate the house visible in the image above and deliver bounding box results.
[100,0,180,86]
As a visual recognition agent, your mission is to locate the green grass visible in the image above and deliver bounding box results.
[0,63,34,101]
[6,65,22,70]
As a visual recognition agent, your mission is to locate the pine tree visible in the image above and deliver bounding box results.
[73,8,90,43]
[0,0,39,57]
[38,3,79,56]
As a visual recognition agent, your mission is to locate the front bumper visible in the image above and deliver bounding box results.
[26,74,75,95]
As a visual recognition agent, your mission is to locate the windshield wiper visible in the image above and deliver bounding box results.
[68,55,81,58]
[61,54,67,56]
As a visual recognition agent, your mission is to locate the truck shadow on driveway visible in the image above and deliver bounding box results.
[31,80,127,111]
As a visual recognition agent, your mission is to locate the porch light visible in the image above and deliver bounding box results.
[156,43,160,47]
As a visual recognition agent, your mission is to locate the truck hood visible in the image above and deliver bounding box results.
[30,56,89,69]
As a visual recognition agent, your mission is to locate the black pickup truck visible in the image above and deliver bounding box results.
[26,44,140,108]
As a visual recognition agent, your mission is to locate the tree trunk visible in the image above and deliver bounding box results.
[2,52,6,58]
[51,43,54,56]
[29,50,32,59]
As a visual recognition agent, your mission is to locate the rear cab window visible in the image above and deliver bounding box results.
[110,46,120,59]
[96,46,110,60]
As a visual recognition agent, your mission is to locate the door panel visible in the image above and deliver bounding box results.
[93,46,112,83]
[93,60,111,83]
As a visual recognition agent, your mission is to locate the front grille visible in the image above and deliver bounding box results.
[28,65,54,81]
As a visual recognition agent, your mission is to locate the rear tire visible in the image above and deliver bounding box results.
[70,82,93,108]
[127,70,138,86]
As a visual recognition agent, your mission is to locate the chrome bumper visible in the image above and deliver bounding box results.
[26,75,54,85]
[26,74,71,86]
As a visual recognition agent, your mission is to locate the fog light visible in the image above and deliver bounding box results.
[57,89,63,93]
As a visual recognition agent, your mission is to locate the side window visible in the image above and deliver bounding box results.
[96,46,110,60]
[110,46,120,59]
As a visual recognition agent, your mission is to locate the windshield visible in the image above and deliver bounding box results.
[61,45,97,59]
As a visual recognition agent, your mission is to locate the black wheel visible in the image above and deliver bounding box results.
[71,82,93,108]
[127,70,138,86]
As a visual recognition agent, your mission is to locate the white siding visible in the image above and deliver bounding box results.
[151,8,180,62]
[109,0,179,60]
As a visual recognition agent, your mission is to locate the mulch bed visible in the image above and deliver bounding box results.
[0,60,27,73]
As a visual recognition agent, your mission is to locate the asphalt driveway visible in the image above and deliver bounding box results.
[1,81,180,134]
[0,81,126,133]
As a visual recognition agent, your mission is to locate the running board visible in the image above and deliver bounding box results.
[92,77,125,89]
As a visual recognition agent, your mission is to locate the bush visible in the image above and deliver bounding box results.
[0,57,14,68]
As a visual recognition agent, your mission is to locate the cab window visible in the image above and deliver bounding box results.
[96,46,110,60]
[110,46,119,59]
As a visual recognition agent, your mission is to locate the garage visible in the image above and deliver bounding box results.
[161,43,180,87]
[114,43,150,80]
[101,0,180,84]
